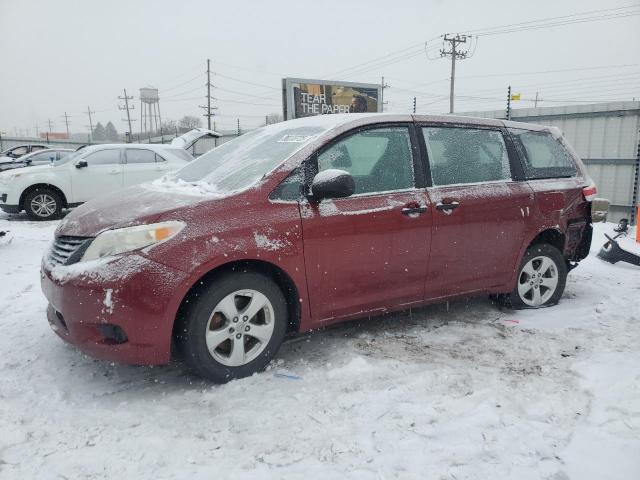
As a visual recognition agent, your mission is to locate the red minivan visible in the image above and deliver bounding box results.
[41,113,594,382]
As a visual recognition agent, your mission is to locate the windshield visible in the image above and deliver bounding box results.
[173,124,327,193]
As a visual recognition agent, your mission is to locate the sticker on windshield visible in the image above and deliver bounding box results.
[277,134,315,143]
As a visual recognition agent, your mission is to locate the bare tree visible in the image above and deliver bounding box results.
[178,115,202,131]
[161,119,177,134]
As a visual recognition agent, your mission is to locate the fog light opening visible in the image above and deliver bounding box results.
[55,310,68,330]
[98,324,128,345]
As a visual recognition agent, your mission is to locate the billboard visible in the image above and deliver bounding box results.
[282,78,382,120]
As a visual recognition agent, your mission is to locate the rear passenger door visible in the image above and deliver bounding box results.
[123,148,168,186]
[420,125,535,298]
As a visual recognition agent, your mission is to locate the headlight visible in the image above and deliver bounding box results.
[0,174,17,185]
[81,221,185,262]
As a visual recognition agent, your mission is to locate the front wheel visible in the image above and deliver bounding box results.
[24,187,63,221]
[175,272,288,382]
[502,243,568,309]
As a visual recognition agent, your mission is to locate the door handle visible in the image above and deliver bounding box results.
[402,205,428,215]
[435,201,460,211]
[109,169,120,174]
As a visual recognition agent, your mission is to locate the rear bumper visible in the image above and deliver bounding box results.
[565,219,592,261]
[41,253,190,365]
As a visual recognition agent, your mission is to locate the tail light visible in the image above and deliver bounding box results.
[582,183,597,202]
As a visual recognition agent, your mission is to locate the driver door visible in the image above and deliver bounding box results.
[299,124,432,323]
[71,148,124,203]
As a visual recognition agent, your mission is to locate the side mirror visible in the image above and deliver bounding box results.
[310,169,355,201]
[75,160,88,169]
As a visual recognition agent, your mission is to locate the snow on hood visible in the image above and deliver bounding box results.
[56,185,206,237]
[0,162,61,179]
[171,128,221,149]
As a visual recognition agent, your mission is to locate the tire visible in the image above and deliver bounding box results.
[175,271,288,382]
[24,187,63,221]
[501,243,568,309]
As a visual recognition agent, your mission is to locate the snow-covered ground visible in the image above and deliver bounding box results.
[0,212,638,480]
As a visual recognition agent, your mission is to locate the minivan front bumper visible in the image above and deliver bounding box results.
[41,253,190,365]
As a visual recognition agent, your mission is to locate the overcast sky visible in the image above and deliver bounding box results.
[0,0,638,137]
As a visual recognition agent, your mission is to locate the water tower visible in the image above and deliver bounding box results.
[139,87,162,136]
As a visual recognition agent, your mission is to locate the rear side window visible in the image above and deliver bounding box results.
[509,129,577,179]
[422,127,510,186]
[125,149,156,164]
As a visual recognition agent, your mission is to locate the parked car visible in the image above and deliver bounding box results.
[40,113,594,382]
[0,144,193,220]
[0,148,74,173]
[0,144,50,163]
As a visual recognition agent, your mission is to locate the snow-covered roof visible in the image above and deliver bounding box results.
[80,143,187,153]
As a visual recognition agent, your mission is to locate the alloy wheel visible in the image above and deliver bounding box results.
[517,255,559,307]
[205,289,275,367]
[30,194,57,218]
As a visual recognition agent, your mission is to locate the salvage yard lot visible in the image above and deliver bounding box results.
[0,212,638,479]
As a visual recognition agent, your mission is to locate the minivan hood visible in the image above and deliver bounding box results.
[56,185,208,237]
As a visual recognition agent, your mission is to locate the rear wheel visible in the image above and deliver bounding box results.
[175,272,287,382]
[24,187,63,221]
[501,243,567,309]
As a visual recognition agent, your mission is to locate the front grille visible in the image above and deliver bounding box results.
[48,235,93,266]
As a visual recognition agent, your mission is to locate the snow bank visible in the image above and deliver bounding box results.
[1,215,639,479]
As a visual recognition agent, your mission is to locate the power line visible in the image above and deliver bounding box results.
[160,73,204,93]
[214,72,279,91]
[163,84,204,99]
[463,4,640,37]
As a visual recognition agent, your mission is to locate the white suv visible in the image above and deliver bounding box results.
[0,144,193,220]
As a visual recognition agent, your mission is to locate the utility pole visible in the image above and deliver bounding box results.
[381,76,390,112]
[413,96,417,114]
[440,34,469,114]
[47,119,54,133]
[61,112,71,137]
[237,118,241,136]
[199,58,217,129]
[118,89,135,142]
[34,123,39,137]
[506,85,512,120]
[534,91,540,108]
[85,106,95,142]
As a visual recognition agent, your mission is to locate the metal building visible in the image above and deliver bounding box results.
[464,101,640,223]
